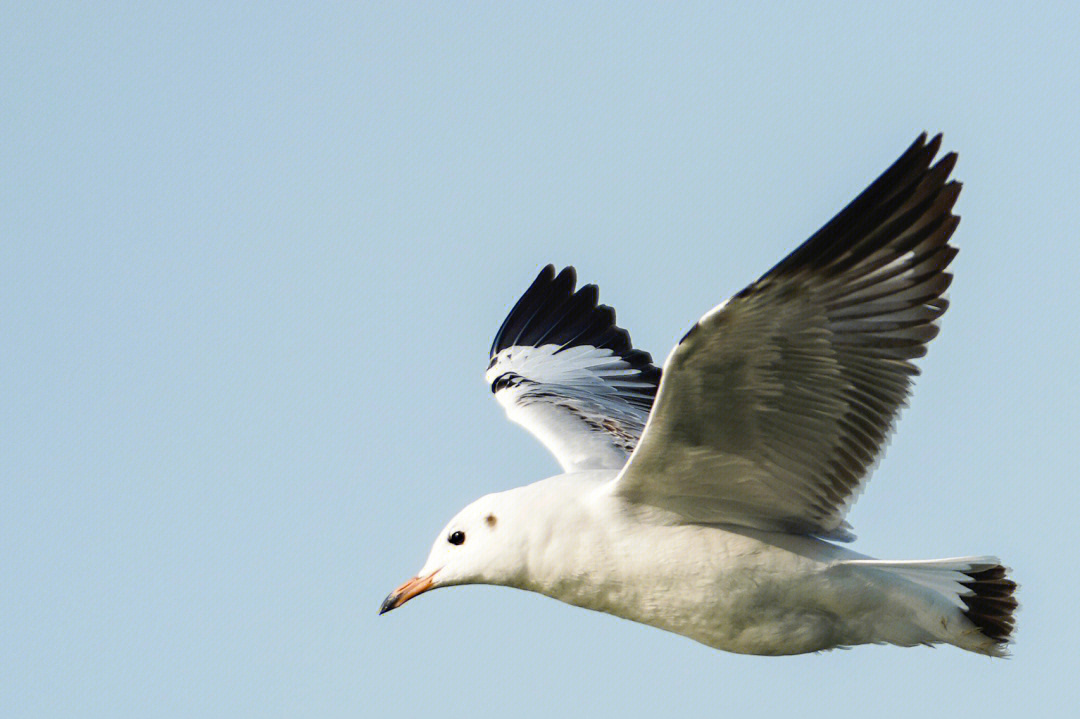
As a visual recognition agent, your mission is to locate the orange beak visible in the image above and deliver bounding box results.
[379,571,438,614]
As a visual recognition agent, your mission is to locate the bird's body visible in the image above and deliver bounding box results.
[381,134,1018,656]
[492,472,1003,656]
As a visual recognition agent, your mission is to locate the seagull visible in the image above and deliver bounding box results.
[380,134,1018,656]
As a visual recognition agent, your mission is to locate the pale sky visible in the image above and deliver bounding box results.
[3,3,1079,717]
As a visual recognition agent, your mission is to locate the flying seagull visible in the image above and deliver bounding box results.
[381,134,1018,656]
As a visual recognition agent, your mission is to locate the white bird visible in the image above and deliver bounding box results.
[380,134,1018,656]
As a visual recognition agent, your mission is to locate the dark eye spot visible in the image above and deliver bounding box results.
[448,530,465,545]
[485,514,497,527]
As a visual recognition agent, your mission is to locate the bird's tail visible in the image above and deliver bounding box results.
[842,556,1018,656]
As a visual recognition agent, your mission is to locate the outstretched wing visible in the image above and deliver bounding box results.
[613,133,960,540]
[487,266,661,472]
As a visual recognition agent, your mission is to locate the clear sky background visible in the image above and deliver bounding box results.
[4,3,1079,717]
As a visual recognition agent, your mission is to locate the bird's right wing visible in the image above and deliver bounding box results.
[487,266,661,473]
[612,134,960,540]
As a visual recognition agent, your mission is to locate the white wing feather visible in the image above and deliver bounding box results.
[486,267,660,472]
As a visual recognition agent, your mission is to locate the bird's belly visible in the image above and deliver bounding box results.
[551,524,859,655]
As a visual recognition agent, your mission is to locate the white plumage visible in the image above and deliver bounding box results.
[382,134,1017,656]
[486,344,651,471]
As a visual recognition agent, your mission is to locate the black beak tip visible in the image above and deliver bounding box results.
[379,593,398,615]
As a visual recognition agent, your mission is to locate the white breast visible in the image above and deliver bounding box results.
[523,480,879,654]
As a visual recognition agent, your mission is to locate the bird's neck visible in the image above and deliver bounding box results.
[513,474,636,611]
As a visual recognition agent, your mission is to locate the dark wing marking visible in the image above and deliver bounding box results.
[487,266,661,472]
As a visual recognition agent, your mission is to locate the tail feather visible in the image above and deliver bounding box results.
[959,565,1018,646]
[842,556,1018,656]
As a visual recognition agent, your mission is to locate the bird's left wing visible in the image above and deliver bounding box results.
[612,133,959,540]
[486,266,661,472]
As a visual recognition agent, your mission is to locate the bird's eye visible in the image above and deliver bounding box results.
[448,530,465,545]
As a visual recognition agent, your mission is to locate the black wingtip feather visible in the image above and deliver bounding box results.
[489,265,557,357]
[925,131,943,156]
[490,265,661,387]
[760,133,954,283]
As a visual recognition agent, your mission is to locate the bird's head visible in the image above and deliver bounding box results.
[379,491,528,614]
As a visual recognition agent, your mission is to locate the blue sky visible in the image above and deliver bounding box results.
[3,3,1079,717]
